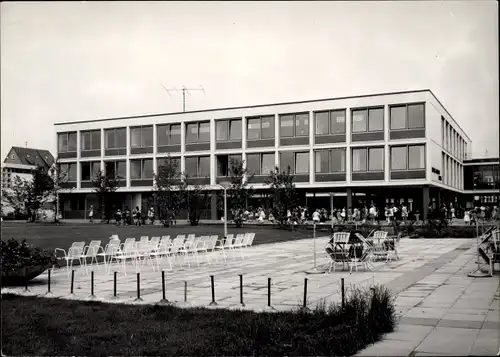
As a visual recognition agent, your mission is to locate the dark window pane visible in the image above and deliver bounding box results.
[261,153,275,175]
[58,134,67,152]
[116,128,126,148]
[105,162,115,178]
[130,160,141,179]
[280,151,294,173]
[170,124,181,145]
[217,156,228,176]
[368,108,384,131]
[131,127,141,148]
[261,116,275,139]
[186,123,198,143]
[81,132,91,151]
[229,119,242,140]
[91,130,101,150]
[331,149,346,172]
[408,145,425,169]
[390,106,406,130]
[68,133,77,151]
[185,157,198,177]
[157,125,168,145]
[368,148,384,171]
[229,154,242,169]
[280,114,294,137]
[91,162,101,178]
[352,148,367,171]
[408,103,425,128]
[105,130,115,149]
[198,156,210,177]
[81,162,91,181]
[295,113,309,136]
[246,154,260,175]
[391,146,407,170]
[68,164,77,181]
[330,110,346,134]
[216,120,228,141]
[315,151,329,173]
[116,161,126,179]
[142,159,154,178]
[247,118,261,140]
[198,122,210,142]
[295,152,309,173]
[315,112,329,135]
[142,126,153,147]
[352,110,367,132]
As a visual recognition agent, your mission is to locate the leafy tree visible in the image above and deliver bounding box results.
[181,174,211,226]
[219,158,254,228]
[152,156,182,226]
[48,159,71,223]
[266,165,297,227]
[92,170,119,222]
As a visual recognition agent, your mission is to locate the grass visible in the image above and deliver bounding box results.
[1,285,395,356]
[0,221,315,251]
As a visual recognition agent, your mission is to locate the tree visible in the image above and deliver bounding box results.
[92,170,119,222]
[2,168,53,222]
[266,165,297,227]
[180,174,211,226]
[220,158,254,227]
[152,156,182,226]
[48,159,71,223]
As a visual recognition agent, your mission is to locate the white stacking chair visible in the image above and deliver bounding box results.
[170,237,186,267]
[121,238,136,251]
[140,236,149,243]
[98,239,121,273]
[112,240,140,276]
[160,235,171,244]
[81,240,102,273]
[151,238,174,270]
[195,236,210,262]
[232,234,245,259]
[180,236,201,267]
[327,232,350,273]
[242,232,256,248]
[386,233,401,262]
[215,234,234,262]
[54,242,86,276]
[372,231,389,261]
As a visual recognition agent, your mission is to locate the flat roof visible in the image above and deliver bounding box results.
[53,88,470,141]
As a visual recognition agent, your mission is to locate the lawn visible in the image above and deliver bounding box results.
[1,285,395,356]
[0,221,315,251]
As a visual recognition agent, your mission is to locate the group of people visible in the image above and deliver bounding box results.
[87,205,161,226]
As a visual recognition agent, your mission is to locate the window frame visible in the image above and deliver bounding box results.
[105,127,127,149]
[279,151,309,174]
[314,109,346,136]
[246,115,275,140]
[279,112,310,138]
[130,125,153,149]
[80,161,101,181]
[185,121,211,144]
[216,154,242,176]
[389,102,426,131]
[184,155,211,178]
[246,153,275,176]
[352,147,384,172]
[80,130,101,151]
[216,118,242,142]
[57,132,77,153]
[157,123,181,146]
[390,144,426,171]
[104,160,126,180]
[351,107,384,133]
[130,158,154,180]
[314,148,346,173]
[60,163,77,181]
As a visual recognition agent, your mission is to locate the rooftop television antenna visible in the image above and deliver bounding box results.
[160,84,205,112]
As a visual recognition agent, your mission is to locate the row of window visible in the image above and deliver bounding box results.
[442,152,463,189]
[58,102,426,152]
[441,116,466,161]
[60,144,426,182]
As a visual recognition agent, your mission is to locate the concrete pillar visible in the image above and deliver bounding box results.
[422,186,429,221]
[211,191,218,220]
[347,187,353,212]
[345,107,352,184]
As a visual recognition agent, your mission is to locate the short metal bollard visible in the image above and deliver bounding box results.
[239,274,245,307]
[341,278,345,308]
[184,281,187,303]
[209,275,218,306]
[134,272,143,302]
[70,270,75,296]
[88,271,96,299]
[301,278,310,312]
[158,270,169,304]
[110,271,118,300]
[267,277,274,310]
[24,267,29,292]
[45,268,52,296]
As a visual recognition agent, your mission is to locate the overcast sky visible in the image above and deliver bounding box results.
[1,1,498,159]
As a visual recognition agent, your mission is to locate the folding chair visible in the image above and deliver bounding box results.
[54,242,85,276]
[326,232,351,273]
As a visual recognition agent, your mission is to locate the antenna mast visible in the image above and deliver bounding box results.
[160,85,205,112]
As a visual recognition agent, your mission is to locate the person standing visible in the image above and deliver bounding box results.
[148,207,155,225]
[312,209,320,224]
[88,205,94,223]
[134,206,142,226]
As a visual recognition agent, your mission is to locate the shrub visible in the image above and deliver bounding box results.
[1,238,57,272]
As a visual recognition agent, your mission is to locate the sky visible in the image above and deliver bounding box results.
[1,1,498,159]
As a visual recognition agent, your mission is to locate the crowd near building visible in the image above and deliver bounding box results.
[12,89,495,222]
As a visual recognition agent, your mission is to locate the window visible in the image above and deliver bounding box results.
[105,161,126,179]
[186,121,210,144]
[105,128,126,149]
[130,159,153,180]
[279,113,309,137]
[157,124,181,146]
[280,151,294,173]
[247,115,275,140]
[352,149,367,172]
[185,156,210,177]
[390,145,425,170]
[81,162,101,181]
[408,145,425,169]
[60,163,77,181]
[157,157,181,175]
[279,151,309,174]
[216,119,242,141]
[390,103,425,130]
[315,110,346,135]
[368,148,384,171]
[352,108,384,133]
[391,146,407,170]
[352,147,383,172]
[295,152,309,174]
[217,154,242,176]
[58,132,77,153]
[315,149,346,173]
[81,130,101,151]
[246,153,275,175]
[130,126,153,148]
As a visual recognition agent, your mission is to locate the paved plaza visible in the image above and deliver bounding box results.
[2,236,499,356]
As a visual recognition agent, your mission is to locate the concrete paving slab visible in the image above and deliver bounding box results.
[414,327,479,355]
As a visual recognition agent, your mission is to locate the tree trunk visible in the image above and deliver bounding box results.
[100,194,106,222]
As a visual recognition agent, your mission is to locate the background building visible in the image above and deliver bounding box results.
[53,89,496,221]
